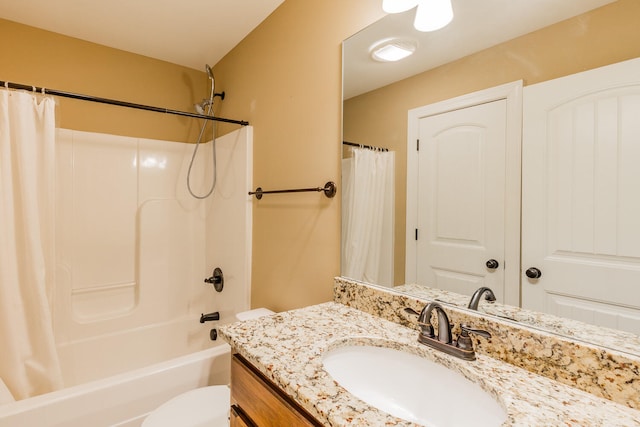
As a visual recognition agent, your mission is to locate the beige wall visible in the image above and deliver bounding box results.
[0,18,208,142]
[12,1,634,314]
[1,2,385,314]
[213,1,384,311]
[344,0,640,286]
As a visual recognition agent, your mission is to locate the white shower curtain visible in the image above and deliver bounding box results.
[342,147,395,286]
[0,89,63,400]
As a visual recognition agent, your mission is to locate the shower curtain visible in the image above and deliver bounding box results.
[0,89,63,400]
[342,147,395,286]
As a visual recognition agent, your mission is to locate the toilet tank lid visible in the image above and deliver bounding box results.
[235,308,275,321]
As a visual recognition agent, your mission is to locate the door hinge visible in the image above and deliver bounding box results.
[415,228,419,240]
[416,139,420,151]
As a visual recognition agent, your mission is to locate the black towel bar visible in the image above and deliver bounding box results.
[249,181,337,200]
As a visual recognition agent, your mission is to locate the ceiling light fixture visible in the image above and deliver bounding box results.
[370,39,417,62]
[383,0,453,32]
[414,0,453,31]
[382,0,419,14]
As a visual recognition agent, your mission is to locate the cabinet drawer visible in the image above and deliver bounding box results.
[230,354,321,427]
[230,404,255,427]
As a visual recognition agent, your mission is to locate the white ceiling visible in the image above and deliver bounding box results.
[0,0,617,92]
[0,0,284,71]
[344,0,616,99]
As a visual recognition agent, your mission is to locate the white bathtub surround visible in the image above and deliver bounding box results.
[0,380,14,405]
[0,125,252,424]
[0,89,64,400]
[204,127,254,327]
[53,126,253,387]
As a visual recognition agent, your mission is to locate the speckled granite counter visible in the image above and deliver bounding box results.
[394,283,640,356]
[219,302,640,426]
[335,278,640,409]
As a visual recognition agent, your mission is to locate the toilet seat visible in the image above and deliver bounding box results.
[142,385,229,427]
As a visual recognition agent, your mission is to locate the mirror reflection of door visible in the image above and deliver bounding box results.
[522,57,640,334]
[406,82,521,303]
[414,100,507,301]
[405,82,523,306]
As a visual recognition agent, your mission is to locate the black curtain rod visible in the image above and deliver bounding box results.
[1,80,249,126]
[342,140,388,152]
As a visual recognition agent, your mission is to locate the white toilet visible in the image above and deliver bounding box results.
[142,308,274,427]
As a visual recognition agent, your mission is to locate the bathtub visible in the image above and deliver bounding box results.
[55,314,228,388]
[0,127,252,426]
[0,342,231,427]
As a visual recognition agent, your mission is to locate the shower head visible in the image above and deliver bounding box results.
[195,101,207,115]
[195,92,225,115]
[195,64,224,115]
[205,64,214,80]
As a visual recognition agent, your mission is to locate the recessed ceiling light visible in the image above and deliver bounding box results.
[370,39,417,62]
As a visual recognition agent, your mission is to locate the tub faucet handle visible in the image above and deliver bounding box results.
[204,267,224,292]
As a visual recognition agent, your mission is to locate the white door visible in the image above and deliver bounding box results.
[407,85,520,303]
[522,57,640,334]
[415,100,507,298]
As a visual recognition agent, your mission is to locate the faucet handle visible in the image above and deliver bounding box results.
[456,324,491,351]
[460,324,491,339]
[403,307,420,317]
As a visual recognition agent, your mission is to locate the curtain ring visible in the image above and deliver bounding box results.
[32,86,36,92]
[41,87,46,94]
[4,81,8,89]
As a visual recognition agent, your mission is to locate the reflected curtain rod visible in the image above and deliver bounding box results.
[0,80,249,126]
[343,140,388,152]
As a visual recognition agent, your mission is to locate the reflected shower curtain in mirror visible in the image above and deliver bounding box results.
[342,147,394,286]
[0,89,63,400]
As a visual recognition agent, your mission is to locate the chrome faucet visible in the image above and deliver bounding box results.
[407,302,491,361]
[468,287,496,310]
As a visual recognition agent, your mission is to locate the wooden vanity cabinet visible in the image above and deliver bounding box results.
[230,354,323,427]
[230,404,254,427]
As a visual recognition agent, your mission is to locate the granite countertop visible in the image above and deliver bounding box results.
[394,283,640,356]
[219,302,640,426]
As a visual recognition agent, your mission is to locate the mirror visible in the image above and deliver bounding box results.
[341,0,640,355]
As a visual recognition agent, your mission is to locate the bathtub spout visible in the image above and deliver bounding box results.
[200,312,220,323]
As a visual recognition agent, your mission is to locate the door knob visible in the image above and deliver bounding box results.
[485,259,499,269]
[525,267,542,279]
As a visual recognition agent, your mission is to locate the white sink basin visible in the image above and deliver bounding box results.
[322,345,507,427]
